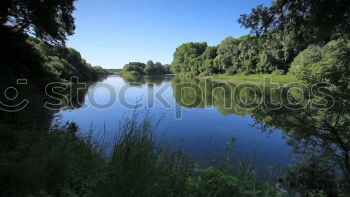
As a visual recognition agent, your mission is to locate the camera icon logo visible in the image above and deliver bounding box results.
[0,79,30,112]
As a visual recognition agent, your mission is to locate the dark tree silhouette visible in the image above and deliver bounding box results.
[0,0,76,46]
[238,0,350,41]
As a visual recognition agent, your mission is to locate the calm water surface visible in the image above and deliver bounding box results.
[56,75,292,173]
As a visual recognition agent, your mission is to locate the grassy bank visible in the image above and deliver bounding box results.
[202,74,300,84]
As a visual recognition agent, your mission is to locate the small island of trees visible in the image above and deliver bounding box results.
[120,60,172,76]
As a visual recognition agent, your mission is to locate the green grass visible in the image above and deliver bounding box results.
[203,74,300,84]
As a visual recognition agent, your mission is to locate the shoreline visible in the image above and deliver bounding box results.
[198,74,300,85]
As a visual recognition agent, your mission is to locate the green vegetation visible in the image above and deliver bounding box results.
[171,35,290,76]
[172,76,266,116]
[250,38,350,195]
[0,2,110,196]
[0,0,108,135]
[171,0,350,78]
[205,74,299,84]
[0,112,283,196]
[171,74,350,195]
[290,38,350,85]
[1,0,76,46]
[172,42,214,75]
[31,38,109,82]
[0,0,108,95]
[121,60,172,76]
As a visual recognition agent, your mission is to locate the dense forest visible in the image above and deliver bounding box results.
[172,0,350,77]
[120,60,172,76]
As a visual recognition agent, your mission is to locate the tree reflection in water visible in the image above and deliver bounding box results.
[172,75,349,194]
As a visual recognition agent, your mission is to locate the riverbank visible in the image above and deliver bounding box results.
[201,74,300,85]
[0,111,283,196]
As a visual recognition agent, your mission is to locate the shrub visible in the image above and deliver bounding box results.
[289,38,350,85]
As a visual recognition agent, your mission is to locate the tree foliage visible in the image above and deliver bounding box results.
[290,38,350,113]
[172,42,208,74]
[238,0,350,40]
[122,62,146,75]
[121,60,172,76]
[0,0,102,91]
[171,0,350,77]
[237,0,350,71]
[1,0,76,46]
[252,38,350,193]
[31,39,107,82]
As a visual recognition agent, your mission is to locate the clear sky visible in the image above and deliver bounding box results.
[67,0,271,69]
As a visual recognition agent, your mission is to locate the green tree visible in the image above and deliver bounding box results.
[164,64,173,74]
[144,60,156,75]
[124,61,170,76]
[154,62,165,75]
[122,62,146,75]
[238,0,350,41]
[214,37,240,73]
[290,38,350,87]
[172,42,208,74]
[199,46,218,75]
[238,0,350,71]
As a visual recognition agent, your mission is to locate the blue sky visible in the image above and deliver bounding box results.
[67,0,271,69]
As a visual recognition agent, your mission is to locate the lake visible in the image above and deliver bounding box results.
[55,75,293,175]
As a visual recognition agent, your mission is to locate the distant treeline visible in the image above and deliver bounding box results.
[172,35,350,77]
[120,60,172,76]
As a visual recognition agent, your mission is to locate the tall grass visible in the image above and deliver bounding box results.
[96,111,193,196]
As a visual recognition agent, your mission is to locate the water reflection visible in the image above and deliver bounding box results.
[171,75,350,192]
[56,75,293,178]
[172,76,287,116]
[56,74,349,193]
[122,74,173,86]
[252,85,350,192]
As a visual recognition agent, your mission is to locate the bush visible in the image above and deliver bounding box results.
[289,38,350,85]
[186,163,282,197]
